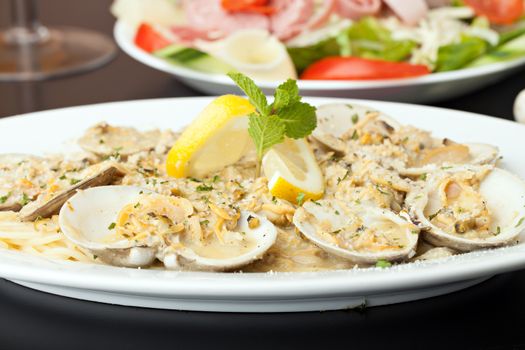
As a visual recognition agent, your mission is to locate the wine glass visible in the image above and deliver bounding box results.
[0,0,117,81]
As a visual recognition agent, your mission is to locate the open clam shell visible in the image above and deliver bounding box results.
[78,123,160,157]
[59,186,278,270]
[293,200,419,264]
[160,211,278,272]
[59,185,158,267]
[312,103,400,154]
[20,165,125,221]
[408,167,525,251]
[400,142,499,176]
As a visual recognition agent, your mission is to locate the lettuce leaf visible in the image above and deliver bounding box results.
[287,17,415,73]
[435,36,488,72]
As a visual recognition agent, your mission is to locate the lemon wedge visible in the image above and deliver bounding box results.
[166,95,255,178]
[262,138,324,204]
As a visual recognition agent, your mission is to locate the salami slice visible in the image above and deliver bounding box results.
[335,0,382,20]
[270,0,315,40]
[183,0,270,36]
[383,0,429,25]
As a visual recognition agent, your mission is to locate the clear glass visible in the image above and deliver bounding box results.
[0,0,117,81]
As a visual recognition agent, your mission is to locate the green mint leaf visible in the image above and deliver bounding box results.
[272,79,301,111]
[227,72,269,115]
[278,101,317,139]
[248,113,285,160]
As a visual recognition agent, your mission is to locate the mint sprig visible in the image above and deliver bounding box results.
[227,72,317,163]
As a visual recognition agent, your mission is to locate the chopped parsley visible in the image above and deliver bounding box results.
[107,222,116,230]
[0,192,11,204]
[516,217,525,228]
[296,192,306,206]
[200,220,210,226]
[19,193,31,206]
[337,170,350,185]
[311,200,322,206]
[335,210,340,215]
[494,226,501,235]
[351,113,359,124]
[376,260,392,268]
[196,184,213,192]
[59,174,67,180]
[69,178,81,185]
[419,173,427,181]
[351,130,359,141]
[212,175,220,183]
[375,185,389,195]
[271,196,278,204]
[189,177,202,183]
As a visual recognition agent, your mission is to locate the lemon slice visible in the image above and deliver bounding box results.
[262,138,324,204]
[166,95,255,178]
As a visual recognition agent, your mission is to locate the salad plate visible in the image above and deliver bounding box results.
[114,20,525,103]
[1,96,525,312]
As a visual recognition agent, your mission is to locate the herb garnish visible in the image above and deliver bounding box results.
[196,184,213,192]
[19,193,31,206]
[516,217,525,228]
[419,173,427,181]
[69,179,81,185]
[228,72,317,175]
[108,222,116,230]
[376,260,392,268]
[0,192,11,204]
[351,114,359,124]
[296,192,306,206]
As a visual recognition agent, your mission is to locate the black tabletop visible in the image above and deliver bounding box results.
[1,1,525,349]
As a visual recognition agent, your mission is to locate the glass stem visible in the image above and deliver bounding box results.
[5,0,48,45]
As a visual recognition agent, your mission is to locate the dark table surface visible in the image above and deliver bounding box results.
[1,1,525,349]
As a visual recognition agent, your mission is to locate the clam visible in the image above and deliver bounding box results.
[20,165,125,221]
[59,186,278,270]
[400,141,499,176]
[78,123,161,157]
[293,199,419,264]
[408,167,525,251]
[312,103,400,154]
[160,211,278,271]
[59,186,160,267]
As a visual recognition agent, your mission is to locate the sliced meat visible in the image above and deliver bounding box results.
[335,0,382,20]
[270,0,315,40]
[183,0,269,37]
[170,26,218,45]
[425,0,452,8]
[307,0,337,30]
[383,0,429,25]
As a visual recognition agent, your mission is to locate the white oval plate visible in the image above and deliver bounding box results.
[1,97,525,313]
[115,20,525,103]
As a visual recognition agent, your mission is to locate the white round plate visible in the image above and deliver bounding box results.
[115,20,525,103]
[1,97,525,313]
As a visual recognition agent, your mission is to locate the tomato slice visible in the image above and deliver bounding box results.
[300,57,431,80]
[221,0,275,14]
[134,23,171,53]
[464,0,524,24]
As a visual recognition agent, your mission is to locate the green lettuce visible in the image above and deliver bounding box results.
[435,36,488,72]
[287,17,415,73]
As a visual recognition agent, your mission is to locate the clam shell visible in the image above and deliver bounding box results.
[59,185,157,267]
[409,167,525,251]
[160,211,278,272]
[400,143,499,176]
[312,103,400,154]
[20,165,125,221]
[293,200,419,264]
[78,123,160,157]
